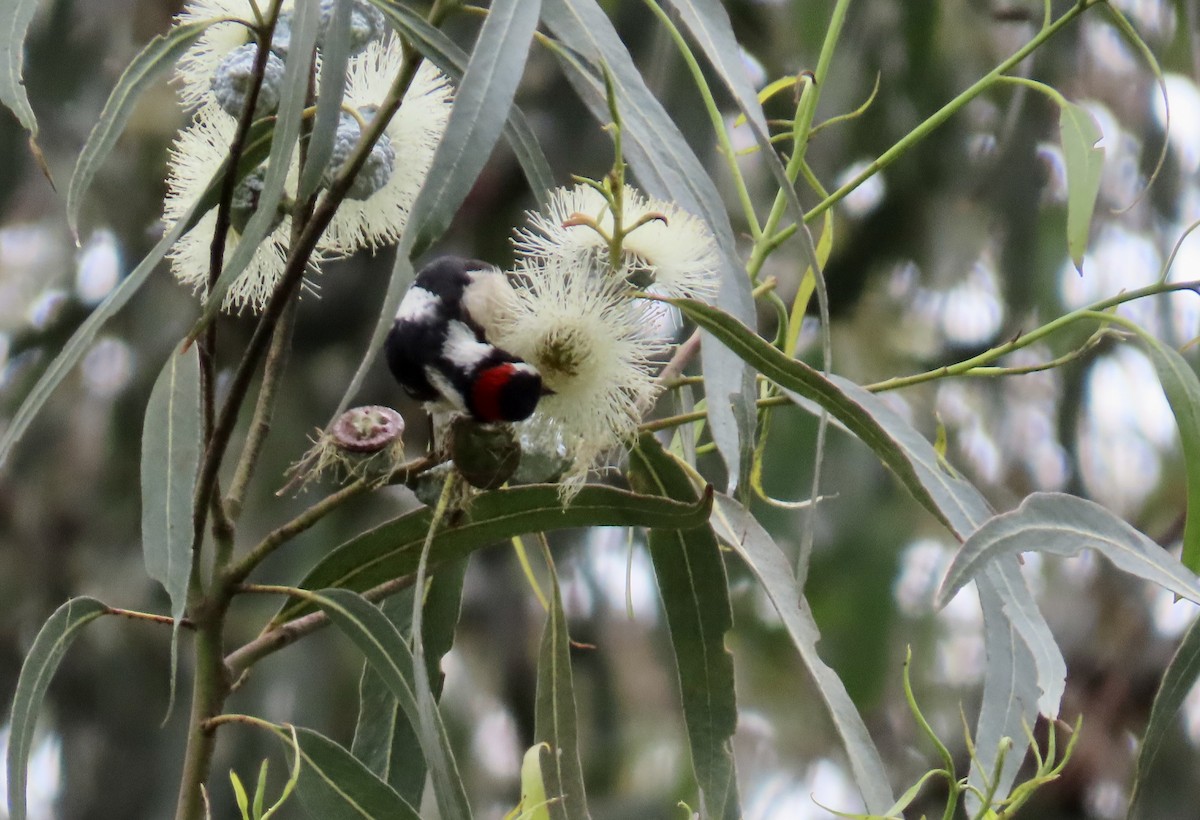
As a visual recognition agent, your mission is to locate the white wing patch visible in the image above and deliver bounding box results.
[441,320,493,371]
[395,286,440,322]
[426,367,467,411]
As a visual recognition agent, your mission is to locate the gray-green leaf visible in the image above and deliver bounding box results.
[534,559,589,820]
[1129,613,1200,817]
[1060,100,1104,272]
[629,435,740,820]
[140,346,201,713]
[710,493,895,814]
[6,597,110,820]
[938,492,1200,606]
[288,726,421,820]
[1,0,40,139]
[312,588,472,820]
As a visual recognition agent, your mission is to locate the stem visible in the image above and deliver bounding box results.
[225,572,421,675]
[173,605,232,820]
[804,0,1098,224]
[640,0,761,239]
[746,0,852,281]
[225,299,298,521]
[865,279,1200,393]
[107,608,196,630]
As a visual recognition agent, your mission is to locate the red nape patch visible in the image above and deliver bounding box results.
[470,364,514,422]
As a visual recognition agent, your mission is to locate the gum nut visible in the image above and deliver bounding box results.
[331,405,405,453]
[449,417,521,490]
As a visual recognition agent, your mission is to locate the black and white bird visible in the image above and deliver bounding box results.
[385,256,544,423]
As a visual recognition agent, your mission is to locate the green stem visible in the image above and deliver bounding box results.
[804,0,1099,224]
[640,0,761,239]
[865,279,1199,393]
[225,299,298,522]
[173,605,232,820]
[745,0,852,280]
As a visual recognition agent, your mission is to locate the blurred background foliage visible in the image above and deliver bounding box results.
[2,0,1200,817]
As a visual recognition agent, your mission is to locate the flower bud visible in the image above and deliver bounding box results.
[449,417,521,490]
[325,110,396,200]
[210,43,286,120]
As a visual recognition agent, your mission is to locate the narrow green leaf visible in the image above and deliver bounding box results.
[1059,100,1104,272]
[969,562,1042,814]
[673,297,990,534]
[709,494,894,814]
[140,346,202,715]
[200,0,318,324]
[67,21,210,239]
[400,0,541,256]
[286,726,421,820]
[230,770,252,819]
[297,0,350,200]
[534,560,589,820]
[352,563,463,802]
[629,434,740,820]
[6,598,110,820]
[671,297,1067,803]
[1134,336,1200,573]
[519,745,554,820]
[939,492,1200,606]
[542,0,757,491]
[1130,614,1200,818]
[311,589,473,820]
[275,484,711,623]
[0,0,39,137]
[367,0,554,204]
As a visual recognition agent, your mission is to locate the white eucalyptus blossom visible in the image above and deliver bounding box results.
[174,0,296,111]
[162,104,300,313]
[317,39,454,253]
[514,183,721,300]
[494,256,666,495]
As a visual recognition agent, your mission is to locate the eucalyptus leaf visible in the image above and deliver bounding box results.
[7,597,110,820]
[351,592,421,793]
[1134,334,1200,574]
[298,0,351,200]
[1,0,40,139]
[629,435,740,820]
[534,559,589,820]
[1059,100,1104,273]
[274,484,711,624]
[312,588,472,820]
[287,726,420,820]
[367,0,553,204]
[710,493,895,814]
[399,0,542,256]
[938,492,1200,606]
[67,21,210,239]
[140,346,202,715]
[1129,613,1200,817]
[542,0,757,492]
[669,297,1068,802]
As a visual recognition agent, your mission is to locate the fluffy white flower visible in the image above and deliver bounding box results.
[493,256,666,493]
[174,0,295,111]
[316,40,454,253]
[514,183,720,300]
[162,104,299,313]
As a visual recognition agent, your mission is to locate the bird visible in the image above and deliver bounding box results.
[385,256,544,423]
